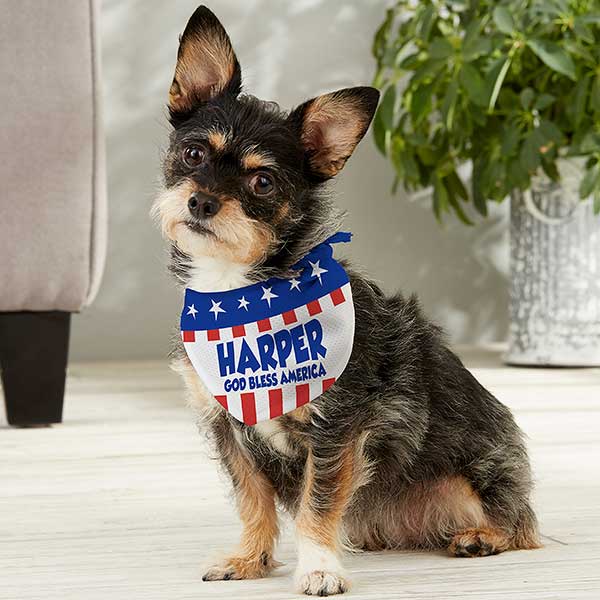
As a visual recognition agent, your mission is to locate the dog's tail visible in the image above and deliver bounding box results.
[511,502,542,549]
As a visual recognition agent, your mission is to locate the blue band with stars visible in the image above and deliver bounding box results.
[181,232,352,331]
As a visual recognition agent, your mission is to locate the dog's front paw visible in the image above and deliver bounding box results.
[202,553,279,581]
[297,570,349,596]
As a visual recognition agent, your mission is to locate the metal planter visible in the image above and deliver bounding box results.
[507,160,600,366]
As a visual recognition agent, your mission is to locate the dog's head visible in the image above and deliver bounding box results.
[153,5,379,269]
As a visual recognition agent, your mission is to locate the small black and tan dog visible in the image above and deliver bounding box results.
[153,5,540,596]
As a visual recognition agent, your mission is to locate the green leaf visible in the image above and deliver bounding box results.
[391,137,421,183]
[591,74,600,114]
[446,170,469,202]
[486,55,512,111]
[534,2,563,18]
[417,4,436,41]
[372,8,394,61]
[580,163,600,199]
[372,111,387,155]
[568,132,600,156]
[507,157,530,190]
[390,137,405,179]
[462,20,481,50]
[433,177,449,222]
[399,52,421,70]
[579,14,600,25]
[441,78,459,130]
[595,189,600,215]
[520,88,534,110]
[580,132,600,154]
[416,146,436,166]
[538,120,563,145]
[459,64,488,107]
[527,39,576,81]
[571,76,591,128]
[472,160,488,216]
[373,86,395,155]
[463,36,492,62]
[447,0,469,10]
[520,130,543,173]
[573,18,594,44]
[534,94,556,111]
[410,58,446,86]
[402,152,421,183]
[410,82,434,126]
[446,184,474,225]
[428,37,454,60]
[563,40,594,64]
[493,6,515,35]
[501,124,520,156]
[379,85,396,130]
[541,159,560,182]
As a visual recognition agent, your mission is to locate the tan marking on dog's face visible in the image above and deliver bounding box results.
[241,151,276,171]
[273,201,291,224]
[208,129,228,152]
[151,181,276,265]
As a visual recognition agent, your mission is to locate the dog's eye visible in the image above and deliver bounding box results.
[249,173,275,196]
[182,146,206,168]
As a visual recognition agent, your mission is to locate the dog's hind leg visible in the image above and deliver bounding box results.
[448,500,540,557]
[448,526,512,557]
[449,448,541,557]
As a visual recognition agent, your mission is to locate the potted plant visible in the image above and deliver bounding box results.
[372,0,600,366]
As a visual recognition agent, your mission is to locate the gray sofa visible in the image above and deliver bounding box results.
[0,0,106,425]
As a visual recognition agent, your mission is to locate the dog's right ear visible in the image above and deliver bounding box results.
[288,87,379,180]
[168,6,241,119]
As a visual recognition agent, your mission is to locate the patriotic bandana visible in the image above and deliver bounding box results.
[180,232,355,426]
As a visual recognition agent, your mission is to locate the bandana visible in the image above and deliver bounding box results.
[180,232,355,425]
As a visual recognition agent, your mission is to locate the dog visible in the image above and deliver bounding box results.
[152,5,540,596]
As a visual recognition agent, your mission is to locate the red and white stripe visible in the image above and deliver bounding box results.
[181,286,348,344]
[212,378,337,425]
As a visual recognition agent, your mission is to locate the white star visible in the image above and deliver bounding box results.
[186,304,198,319]
[309,260,328,284]
[238,296,250,311]
[289,278,301,292]
[260,286,278,307]
[208,299,226,320]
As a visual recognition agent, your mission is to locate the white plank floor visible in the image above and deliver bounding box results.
[1,348,599,599]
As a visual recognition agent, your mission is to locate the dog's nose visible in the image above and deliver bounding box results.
[188,192,221,219]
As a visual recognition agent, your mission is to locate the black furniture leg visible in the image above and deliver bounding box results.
[0,311,70,426]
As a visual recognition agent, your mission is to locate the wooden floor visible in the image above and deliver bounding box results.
[1,349,599,599]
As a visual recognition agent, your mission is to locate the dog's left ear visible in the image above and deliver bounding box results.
[288,87,379,179]
[168,5,241,118]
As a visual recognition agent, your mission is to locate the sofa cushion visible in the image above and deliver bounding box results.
[0,0,106,312]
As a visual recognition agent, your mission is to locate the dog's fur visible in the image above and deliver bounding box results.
[153,6,540,596]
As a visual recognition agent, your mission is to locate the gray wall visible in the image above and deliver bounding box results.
[70,0,510,361]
